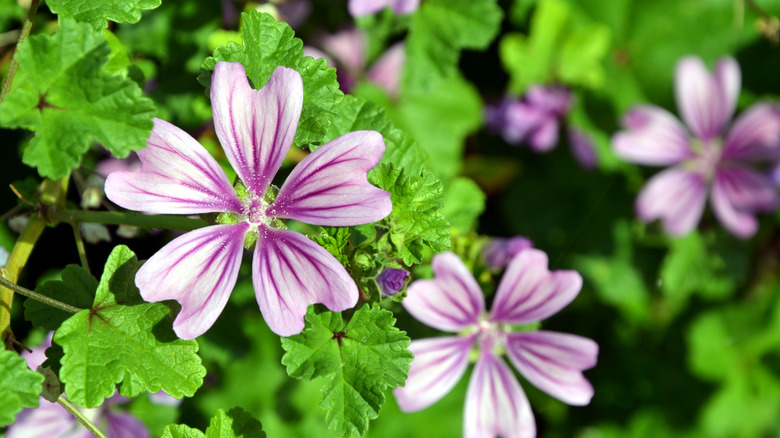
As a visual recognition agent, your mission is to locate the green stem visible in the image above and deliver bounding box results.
[0,214,46,348]
[1,178,67,349]
[71,223,91,275]
[0,276,82,314]
[0,0,40,102]
[53,210,208,231]
[57,396,107,438]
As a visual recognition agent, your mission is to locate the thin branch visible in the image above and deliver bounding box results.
[57,397,107,438]
[0,275,83,314]
[0,0,41,101]
[71,223,91,275]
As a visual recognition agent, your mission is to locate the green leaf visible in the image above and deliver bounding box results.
[281,305,413,437]
[55,245,206,407]
[404,0,503,92]
[0,350,44,426]
[200,11,343,147]
[326,94,432,176]
[500,0,610,93]
[369,163,451,265]
[0,18,155,179]
[161,408,266,438]
[46,0,161,29]
[442,177,486,232]
[205,407,266,438]
[24,264,97,330]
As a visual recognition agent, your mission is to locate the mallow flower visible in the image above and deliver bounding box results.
[105,62,392,339]
[612,56,780,238]
[481,235,533,270]
[348,0,420,17]
[8,334,151,438]
[394,251,598,438]
[486,85,597,170]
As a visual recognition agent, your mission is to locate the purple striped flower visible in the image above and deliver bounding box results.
[394,251,598,438]
[348,0,420,17]
[8,334,150,438]
[613,56,780,238]
[105,62,392,339]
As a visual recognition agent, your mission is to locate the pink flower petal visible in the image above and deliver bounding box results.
[635,168,707,236]
[714,57,741,127]
[711,166,779,239]
[105,118,241,215]
[105,411,150,438]
[723,102,780,161]
[403,252,485,332]
[136,223,249,340]
[252,227,359,336]
[268,131,392,226]
[348,0,419,16]
[320,28,367,76]
[505,331,598,406]
[22,332,53,371]
[488,249,582,325]
[394,336,476,412]
[211,62,303,198]
[612,105,693,166]
[528,117,559,152]
[675,56,739,140]
[367,42,405,98]
[464,351,535,438]
[7,400,76,438]
[567,127,598,171]
[502,101,545,145]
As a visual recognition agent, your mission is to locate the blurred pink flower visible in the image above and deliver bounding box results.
[486,86,597,169]
[105,62,391,339]
[482,235,533,270]
[348,0,420,17]
[613,56,780,238]
[394,251,597,438]
[304,29,405,98]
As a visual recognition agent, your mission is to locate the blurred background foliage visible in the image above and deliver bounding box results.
[4,0,780,436]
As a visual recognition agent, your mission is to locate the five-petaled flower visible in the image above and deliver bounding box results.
[612,56,780,238]
[394,251,598,438]
[105,62,392,339]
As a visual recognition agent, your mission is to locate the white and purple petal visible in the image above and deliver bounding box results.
[394,336,476,412]
[635,168,707,237]
[501,101,546,146]
[504,331,598,406]
[403,252,485,332]
[268,131,392,226]
[489,249,582,325]
[136,223,249,340]
[6,401,77,438]
[675,56,740,140]
[105,118,241,215]
[722,102,780,161]
[711,166,779,239]
[252,227,359,336]
[211,62,303,197]
[611,105,693,166]
[464,351,535,438]
[104,411,150,438]
[528,117,560,152]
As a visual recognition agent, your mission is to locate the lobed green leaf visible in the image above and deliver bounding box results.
[0,350,44,426]
[46,0,161,29]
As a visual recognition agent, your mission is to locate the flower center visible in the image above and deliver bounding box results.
[241,193,271,227]
[686,137,723,181]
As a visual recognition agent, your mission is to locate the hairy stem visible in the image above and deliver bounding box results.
[71,223,91,275]
[53,209,208,230]
[0,0,41,101]
[0,276,83,314]
[57,396,107,438]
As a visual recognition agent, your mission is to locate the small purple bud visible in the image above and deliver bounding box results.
[376,268,410,296]
[567,127,598,171]
[482,236,534,270]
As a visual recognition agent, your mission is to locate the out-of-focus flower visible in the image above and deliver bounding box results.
[612,56,780,238]
[376,267,410,296]
[8,334,151,438]
[486,85,597,170]
[304,29,405,98]
[394,251,598,438]
[105,62,392,339]
[482,235,533,270]
[348,0,420,17]
[79,223,111,244]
